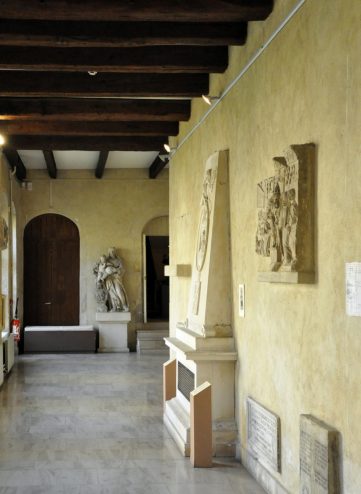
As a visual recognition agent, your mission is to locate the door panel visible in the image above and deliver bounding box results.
[24,214,79,326]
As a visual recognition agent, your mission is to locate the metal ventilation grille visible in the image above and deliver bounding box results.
[178,361,195,401]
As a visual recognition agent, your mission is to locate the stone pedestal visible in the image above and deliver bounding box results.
[96,312,131,353]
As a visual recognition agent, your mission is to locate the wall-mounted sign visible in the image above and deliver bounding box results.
[346,262,361,316]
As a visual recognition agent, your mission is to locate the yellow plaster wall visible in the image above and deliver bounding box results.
[18,168,169,349]
[169,0,361,492]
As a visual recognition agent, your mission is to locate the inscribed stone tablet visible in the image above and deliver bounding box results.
[247,397,281,472]
[300,415,340,494]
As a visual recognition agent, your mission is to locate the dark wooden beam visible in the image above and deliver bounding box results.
[0,120,179,136]
[0,1,273,22]
[0,72,209,98]
[0,98,191,122]
[43,150,57,178]
[4,135,166,151]
[0,46,228,73]
[95,151,109,179]
[149,155,169,179]
[0,20,247,47]
[2,148,26,181]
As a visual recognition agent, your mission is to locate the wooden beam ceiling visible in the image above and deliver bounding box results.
[0,1,273,22]
[0,1,273,178]
[0,46,228,73]
[0,72,209,98]
[43,150,57,179]
[0,121,179,136]
[2,148,27,181]
[149,155,169,179]
[0,98,191,122]
[4,135,166,151]
[95,151,109,179]
[0,21,248,47]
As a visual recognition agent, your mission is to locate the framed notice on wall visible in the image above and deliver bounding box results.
[346,262,361,316]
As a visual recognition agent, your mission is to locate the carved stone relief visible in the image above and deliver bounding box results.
[195,168,215,272]
[256,144,315,283]
[0,217,8,250]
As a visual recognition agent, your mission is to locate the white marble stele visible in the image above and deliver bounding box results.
[164,150,238,457]
[96,311,131,353]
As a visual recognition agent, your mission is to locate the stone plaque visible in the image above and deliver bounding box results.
[300,415,340,494]
[247,397,281,472]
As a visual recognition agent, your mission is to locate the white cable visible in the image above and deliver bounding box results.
[172,0,306,156]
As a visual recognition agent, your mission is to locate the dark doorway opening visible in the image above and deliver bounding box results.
[145,235,169,321]
[24,214,80,328]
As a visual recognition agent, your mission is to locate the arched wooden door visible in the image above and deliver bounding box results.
[24,214,79,326]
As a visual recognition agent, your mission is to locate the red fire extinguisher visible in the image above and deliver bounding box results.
[11,297,20,342]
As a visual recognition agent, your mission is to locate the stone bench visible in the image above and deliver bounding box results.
[24,326,98,353]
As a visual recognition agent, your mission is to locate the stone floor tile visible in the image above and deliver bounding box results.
[0,353,265,494]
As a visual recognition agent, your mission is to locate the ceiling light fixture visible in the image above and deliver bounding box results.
[88,71,98,76]
[163,143,177,153]
[202,94,220,105]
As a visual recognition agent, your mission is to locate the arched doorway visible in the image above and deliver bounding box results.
[24,214,79,326]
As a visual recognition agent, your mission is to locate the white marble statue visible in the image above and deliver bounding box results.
[93,247,129,312]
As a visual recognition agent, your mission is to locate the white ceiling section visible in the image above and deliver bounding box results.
[18,150,160,170]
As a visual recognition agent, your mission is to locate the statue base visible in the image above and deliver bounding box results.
[96,312,131,352]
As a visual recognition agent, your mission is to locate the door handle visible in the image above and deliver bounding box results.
[44,302,52,305]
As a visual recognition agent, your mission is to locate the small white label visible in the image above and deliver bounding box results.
[239,284,245,318]
[346,262,361,316]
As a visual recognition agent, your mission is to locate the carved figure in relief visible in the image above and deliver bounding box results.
[287,188,298,268]
[256,156,299,271]
[93,247,129,312]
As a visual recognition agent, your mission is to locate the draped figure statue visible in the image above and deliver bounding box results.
[93,247,129,312]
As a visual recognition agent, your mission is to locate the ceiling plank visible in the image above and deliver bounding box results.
[43,150,57,178]
[95,151,109,179]
[149,155,169,179]
[0,120,179,136]
[5,135,166,151]
[0,21,247,47]
[0,98,191,122]
[2,148,27,181]
[0,1,273,22]
[0,72,209,98]
[0,46,228,73]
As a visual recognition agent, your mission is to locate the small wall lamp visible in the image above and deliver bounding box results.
[163,143,177,153]
[202,94,220,105]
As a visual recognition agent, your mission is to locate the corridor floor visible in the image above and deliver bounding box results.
[0,353,266,494]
